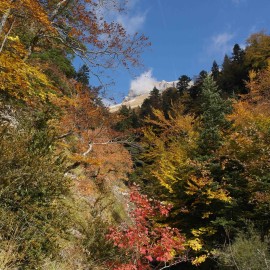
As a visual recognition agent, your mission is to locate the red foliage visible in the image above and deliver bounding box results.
[107,186,186,270]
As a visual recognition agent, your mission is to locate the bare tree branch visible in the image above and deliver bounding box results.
[0,19,15,54]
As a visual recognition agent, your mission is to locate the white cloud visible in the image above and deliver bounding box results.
[116,0,146,35]
[128,70,157,97]
[99,0,146,35]
[117,12,146,35]
[208,32,235,56]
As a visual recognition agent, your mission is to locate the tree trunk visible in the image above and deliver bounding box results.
[0,0,17,36]
[0,19,15,53]
[0,8,11,36]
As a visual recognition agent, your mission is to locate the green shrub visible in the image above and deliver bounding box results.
[0,126,71,269]
[214,226,270,270]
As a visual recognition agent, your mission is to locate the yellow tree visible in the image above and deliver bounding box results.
[141,107,231,265]
[245,32,270,70]
[218,64,270,233]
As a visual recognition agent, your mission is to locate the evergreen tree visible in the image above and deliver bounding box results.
[219,54,234,95]
[114,105,132,131]
[130,109,141,129]
[140,99,150,118]
[211,60,219,81]
[189,70,207,99]
[232,43,245,63]
[140,87,162,119]
[219,47,249,95]
[115,105,141,131]
[76,64,90,86]
[198,70,208,81]
[222,54,231,70]
[198,75,232,155]
[162,87,180,118]
[149,87,162,107]
[231,44,249,94]
[177,75,191,95]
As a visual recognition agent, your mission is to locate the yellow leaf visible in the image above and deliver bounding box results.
[187,238,203,251]
[192,254,207,265]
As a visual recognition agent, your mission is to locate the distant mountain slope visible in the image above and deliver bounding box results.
[110,80,177,112]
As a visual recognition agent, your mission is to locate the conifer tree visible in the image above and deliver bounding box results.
[140,87,162,119]
[211,60,219,81]
[189,70,207,99]
[232,44,245,64]
[177,75,191,95]
[76,64,90,86]
[198,75,232,155]
[149,87,162,107]
[222,54,231,73]
[219,47,248,95]
[162,87,180,118]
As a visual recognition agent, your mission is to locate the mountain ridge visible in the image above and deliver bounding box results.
[110,80,178,112]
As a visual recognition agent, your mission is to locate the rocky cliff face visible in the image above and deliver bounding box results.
[110,80,177,112]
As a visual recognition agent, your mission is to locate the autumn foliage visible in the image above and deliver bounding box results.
[0,0,151,269]
[107,185,186,269]
[122,35,270,268]
[1,0,270,268]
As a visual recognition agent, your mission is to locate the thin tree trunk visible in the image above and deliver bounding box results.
[23,0,71,60]
[23,31,42,61]
[0,0,17,36]
[0,8,11,36]
[0,19,15,54]
[50,0,71,20]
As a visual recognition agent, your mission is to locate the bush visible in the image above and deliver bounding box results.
[0,126,71,268]
[214,226,270,270]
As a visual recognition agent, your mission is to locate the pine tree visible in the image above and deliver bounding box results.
[162,87,180,118]
[211,60,219,81]
[219,54,234,95]
[76,64,90,86]
[149,87,162,107]
[115,106,141,131]
[198,75,232,155]
[232,44,245,63]
[177,75,191,95]
[189,70,207,99]
[140,87,162,119]
[219,47,248,95]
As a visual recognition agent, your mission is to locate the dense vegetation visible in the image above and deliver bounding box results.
[115,34,270,269]
[1,1,270,269]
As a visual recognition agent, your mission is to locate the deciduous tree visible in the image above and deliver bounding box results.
[107,185,186,270]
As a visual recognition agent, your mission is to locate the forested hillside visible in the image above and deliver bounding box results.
[113,34,270,269]
[1,1,270,269]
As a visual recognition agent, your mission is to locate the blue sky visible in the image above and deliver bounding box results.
[92,0,270,103]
